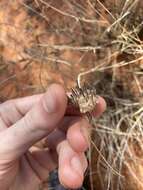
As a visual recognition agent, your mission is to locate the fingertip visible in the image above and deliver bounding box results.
[67,121,89,153]
[92,96,106,117]
[59,166,83,189]
[44,84,67,114]
[99,96,107,111]
[58,141,85,189]
[48,84,67,100]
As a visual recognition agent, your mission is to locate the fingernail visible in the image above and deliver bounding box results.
[43,88,57,113]
[81,120,90,147]
[71,156,83,177]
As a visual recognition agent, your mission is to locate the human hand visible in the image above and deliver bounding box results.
[0,84,106,190]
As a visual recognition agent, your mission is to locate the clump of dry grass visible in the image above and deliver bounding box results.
[89,84,143,190]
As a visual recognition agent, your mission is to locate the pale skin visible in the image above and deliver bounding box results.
[0,84,106,190]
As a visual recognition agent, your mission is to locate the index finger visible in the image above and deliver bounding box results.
[0,94,43,127]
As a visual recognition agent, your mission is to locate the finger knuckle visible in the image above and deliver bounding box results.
[0,101,14,126]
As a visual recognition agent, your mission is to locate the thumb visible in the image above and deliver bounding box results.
[0,84,67,160]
